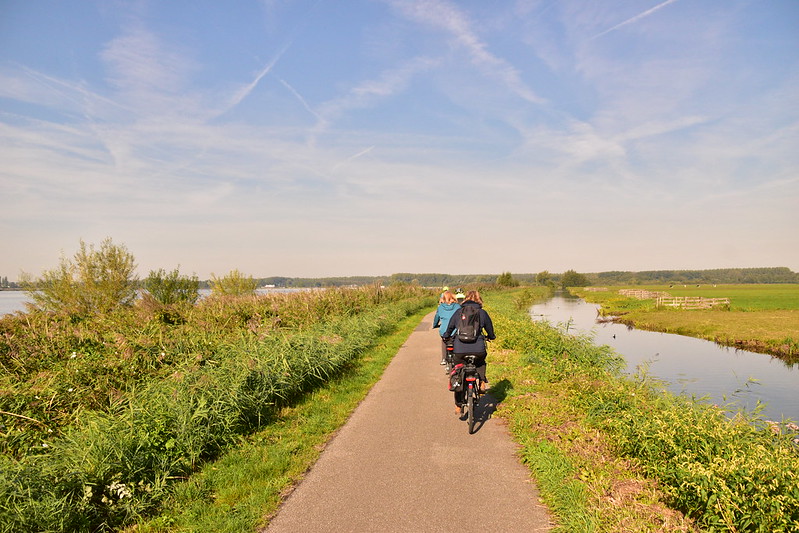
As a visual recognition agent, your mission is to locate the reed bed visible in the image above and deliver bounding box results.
[0,285,433,532]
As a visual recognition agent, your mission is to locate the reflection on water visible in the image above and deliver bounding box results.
[530,295,798,423]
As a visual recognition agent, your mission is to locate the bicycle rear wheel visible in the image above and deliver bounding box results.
[466,387,475,433]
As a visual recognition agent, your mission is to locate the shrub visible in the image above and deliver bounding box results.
[144,268,199,306]
[20,238,138,317]
[497,271,519,287]
[209,270,257,296]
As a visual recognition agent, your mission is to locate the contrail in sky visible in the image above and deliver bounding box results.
[279,78,323,121]
[221,41,293,115]
[332,146,376,171]
[592,0,679,39]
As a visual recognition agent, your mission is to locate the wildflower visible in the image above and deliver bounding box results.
[70,352,77,358]
[109,481,132,499]
[42,443,49,448]
[68,388,74,392]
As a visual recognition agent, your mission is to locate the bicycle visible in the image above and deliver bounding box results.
[444,337,455,374]
[453,354,483,434]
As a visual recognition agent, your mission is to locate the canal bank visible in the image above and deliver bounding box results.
[530,293,798,423]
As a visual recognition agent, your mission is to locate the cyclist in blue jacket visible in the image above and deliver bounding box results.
[432,290,460,365]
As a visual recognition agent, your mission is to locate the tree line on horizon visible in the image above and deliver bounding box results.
[5,267,797,291]
[256,267,798,288]
[4,238,796,290]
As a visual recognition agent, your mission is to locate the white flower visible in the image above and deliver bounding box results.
[68,388,74,392]
[70,352,77,358]
[42,443,49,448]
[109,481,132,499]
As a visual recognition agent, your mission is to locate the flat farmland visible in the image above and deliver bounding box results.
[574,284,799,359]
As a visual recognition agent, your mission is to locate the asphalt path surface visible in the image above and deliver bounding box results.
[263,312,552,532]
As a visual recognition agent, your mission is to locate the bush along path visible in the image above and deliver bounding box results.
[487,289,799,532]
[0,295,433,532]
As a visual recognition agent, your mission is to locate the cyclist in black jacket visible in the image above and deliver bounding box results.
[443,290,495,414]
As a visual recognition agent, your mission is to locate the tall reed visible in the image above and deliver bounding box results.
[0,287,433,531]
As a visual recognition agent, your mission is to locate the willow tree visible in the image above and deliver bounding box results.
[21,238,138,316]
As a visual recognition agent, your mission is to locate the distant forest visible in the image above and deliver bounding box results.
[3,267,796,291]
[255,267,799,288]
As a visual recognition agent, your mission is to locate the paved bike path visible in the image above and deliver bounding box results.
[264,313,552,532]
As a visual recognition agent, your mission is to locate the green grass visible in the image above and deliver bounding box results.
[572,285,799,359]
[621,284,799,311]
[128,306,429,532]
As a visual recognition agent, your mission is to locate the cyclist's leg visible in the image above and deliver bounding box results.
[454,390,464,414]
[476,356,488,392]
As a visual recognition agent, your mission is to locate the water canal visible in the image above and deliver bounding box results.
[530,293,798,423]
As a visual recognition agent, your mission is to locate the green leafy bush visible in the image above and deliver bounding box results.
[20,238,138,317]
[209,269,257,296]
[144,268,199,306]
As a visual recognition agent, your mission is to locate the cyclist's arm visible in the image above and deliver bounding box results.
[482,311,496,341]
[443,313,457,338]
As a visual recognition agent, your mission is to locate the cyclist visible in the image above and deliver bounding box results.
[432,290,460,365]
[455,288,466,303]
[443,290,495,414]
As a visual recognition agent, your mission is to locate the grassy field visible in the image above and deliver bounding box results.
[571,284,799,360]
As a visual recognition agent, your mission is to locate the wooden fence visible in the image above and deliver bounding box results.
[618,289,670,299]
[656,297,730,309]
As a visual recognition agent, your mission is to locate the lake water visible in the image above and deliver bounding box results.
[0,288,315,316]
[0,291,30,315]
[530,294,798,423]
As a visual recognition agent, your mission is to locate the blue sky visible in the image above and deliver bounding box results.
[2,0,797,279]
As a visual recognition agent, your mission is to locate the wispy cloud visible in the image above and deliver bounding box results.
[385,0,545,105]
[100,27,197,111]
[592,0,680,40]
[310,55,438,140]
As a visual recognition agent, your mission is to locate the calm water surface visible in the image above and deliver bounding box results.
[0,291,30,315]
[0,288,314,316]
[530,294,798,423]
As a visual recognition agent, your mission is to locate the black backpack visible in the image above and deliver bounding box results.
[456,305,481,343]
